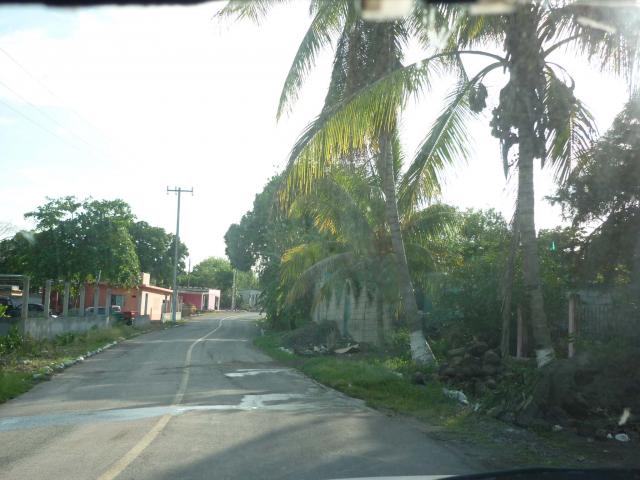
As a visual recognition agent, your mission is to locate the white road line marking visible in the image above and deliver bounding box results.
[97,315,235,480]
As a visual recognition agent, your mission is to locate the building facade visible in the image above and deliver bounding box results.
[178,287,221,311]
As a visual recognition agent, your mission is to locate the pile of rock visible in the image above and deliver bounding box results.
[437,340,503,396]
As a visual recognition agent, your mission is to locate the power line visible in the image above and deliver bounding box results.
[0,77,96,151]
[0,96,84,153]
[0,45,106,139]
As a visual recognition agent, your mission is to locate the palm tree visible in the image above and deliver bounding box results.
[422,3,638,366]
[220,0,452,364]
[280,164,455,346]
[283,2,637,366]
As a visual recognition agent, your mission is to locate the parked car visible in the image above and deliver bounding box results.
[6,303,54,317]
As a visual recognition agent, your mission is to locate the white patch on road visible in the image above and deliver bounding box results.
[0,392,364,432]
[224,368,294,378]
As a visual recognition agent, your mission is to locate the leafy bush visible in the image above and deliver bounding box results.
[55,332,76,346]
[0,326,24,355]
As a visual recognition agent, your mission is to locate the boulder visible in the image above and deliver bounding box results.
[469,341,489,357]
[483,349,501,365]
[447,347,466,357]
[485,378,497,390]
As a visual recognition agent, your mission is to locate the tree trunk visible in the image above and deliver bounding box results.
[378,135,436,364]
[517,128,555,367]
[504,4,555,367]
[500,214,518,358]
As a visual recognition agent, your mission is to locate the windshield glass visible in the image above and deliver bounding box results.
[0,1,639,478]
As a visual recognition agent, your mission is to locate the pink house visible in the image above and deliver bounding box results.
[84,273,175,321]
[179,287,220,311]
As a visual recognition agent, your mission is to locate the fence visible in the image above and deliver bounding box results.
[1,274,151,340]
[568,294,640,357]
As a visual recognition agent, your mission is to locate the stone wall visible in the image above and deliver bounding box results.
[310,284,393,345]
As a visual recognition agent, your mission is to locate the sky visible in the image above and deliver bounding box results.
[0,1,632,266]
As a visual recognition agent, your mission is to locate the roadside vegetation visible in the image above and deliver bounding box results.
[0,320,158,404]
[220,0,640,466]
[255,327,638,469]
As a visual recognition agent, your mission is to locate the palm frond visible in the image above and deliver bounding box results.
[281,247,354,304]
[216,0,290,24]
[402,203,459,241]
[399,62,500,211]
[543,3,640,88]
[288,175,376,253]
[277,0,350,119]
[544,68,598,184]
[281,55,447,205]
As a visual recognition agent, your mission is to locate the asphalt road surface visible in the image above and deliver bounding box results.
[0,312,477,480]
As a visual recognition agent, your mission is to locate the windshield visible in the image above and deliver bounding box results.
[0,1,639,479]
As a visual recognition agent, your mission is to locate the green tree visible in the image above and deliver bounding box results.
[280,165,455,344]
[129,221,188,287]
[224,175,322,328]
[322,3,638,365]
[221,1,450,363]
[428,209,511,344]
[554,94,640,297]
[185,257,235,307]
[12,196,183,288]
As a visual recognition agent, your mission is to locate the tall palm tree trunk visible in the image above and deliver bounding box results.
[517,124,555,366]
[505,4,555,367]
[378,135,436,364]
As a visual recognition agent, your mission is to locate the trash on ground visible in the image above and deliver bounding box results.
[614,433,630,442]
[443,388,469,405]
[334,344,360,355]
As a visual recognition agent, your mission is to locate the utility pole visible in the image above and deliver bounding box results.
[187,258,191,287]
[167,186,193,322]
[231,269,237,310]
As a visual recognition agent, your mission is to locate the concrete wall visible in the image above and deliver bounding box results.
[1,314,151,340]
[310,284,393,345]
[140,290,170,321]
[161,312,182,322]
[0,317,20,337]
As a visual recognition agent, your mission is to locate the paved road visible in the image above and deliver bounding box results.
[0,313,477,480]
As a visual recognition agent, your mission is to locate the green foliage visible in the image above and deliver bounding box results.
[0,326,24,355]
[427,208,510,344]
[224,175,321,328]
[0,372,33,403]
[0,197,188,288]
[254,330,457,421]
[129,221,188,287]
[183,257,233,307]
[553,95,640,291]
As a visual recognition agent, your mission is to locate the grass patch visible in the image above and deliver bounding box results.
[0,372,33,402]
[255,331,461,425]
[0,322,163,404]
[253,329,639,470]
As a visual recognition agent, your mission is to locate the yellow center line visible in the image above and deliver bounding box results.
[97,315,233,480]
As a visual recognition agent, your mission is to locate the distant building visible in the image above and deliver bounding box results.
[237,289,261,309]
[178,287,221,311]
[84,272,175,322]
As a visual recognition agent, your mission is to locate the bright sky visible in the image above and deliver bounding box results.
[0,1,631,265]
